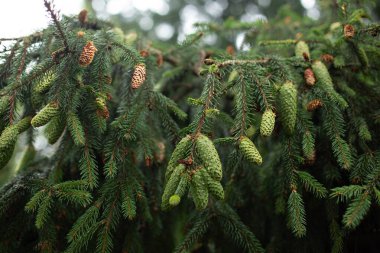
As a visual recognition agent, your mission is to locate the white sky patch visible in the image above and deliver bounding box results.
[301,0,316,9]
[155,23,175,40]
[132,0,169,15]
[0,0,82,38]
[204,1,224,18]
[180,4,209,35]
[307,8,320,20]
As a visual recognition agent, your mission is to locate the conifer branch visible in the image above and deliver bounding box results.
[204,58,270,68]
[43,0,69,51]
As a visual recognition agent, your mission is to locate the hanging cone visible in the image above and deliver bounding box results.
[79,41,97,67]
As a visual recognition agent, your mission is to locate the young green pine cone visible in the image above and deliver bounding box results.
[31,102,59,127]
[34,72,55,94]
[165,135,191,180]
[295,41,310,60]
[239,136,262,165]
[14,116,32,134]
[0,126,18,151]
[278,81,297,135]
[190,170,209,210]
[0,95,9,115]
[169,173,190,207]
[44,116,65,144]
[195,134,222,181]
[161,164,185,210]
[312,61,333,89]
[131,63,146,89]
[0,146,14,169]
[174,173,190,197]
[199,169,224,200]
[260,109,276,137]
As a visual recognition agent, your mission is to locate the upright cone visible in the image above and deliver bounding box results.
[79,41,97,67]
[131,63,146,89]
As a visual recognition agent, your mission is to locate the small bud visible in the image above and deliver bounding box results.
[169,195,181,206]
[77,31,85,38]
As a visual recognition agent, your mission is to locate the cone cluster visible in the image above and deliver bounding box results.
[161,134,224,210]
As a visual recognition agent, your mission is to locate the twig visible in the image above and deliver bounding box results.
[204,58,270,67]
[43,0,69,50]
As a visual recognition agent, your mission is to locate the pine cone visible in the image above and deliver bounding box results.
[295,41,310,60]
[278,81,297,135]
[78,9,88,24]
[44,116,65,144]
[307,99,323,111]
[321,54,334,63]
[31,102,59,127]
[344,24,355,39]
[0,126,18,151]
[239,136,262,165]
[166,135,191,180]
[0,145,14,169]
[161,164,185,210]
[195,134,222,181]
[14,116,32,134]
[79,41,97,67]
[131,63,146,89]
[174,173,190,197]
[304,68,316,86]
[200,169,224,200]
[190,170,209,210]
[260,109,276,137]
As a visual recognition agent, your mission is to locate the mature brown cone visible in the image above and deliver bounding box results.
[78,9,88,24]
[307,99,323,111]
[131,63,146,89]
[304,68,316,86]
[79,41,97,67]
[344,24,355,39]
[321,54,334,63]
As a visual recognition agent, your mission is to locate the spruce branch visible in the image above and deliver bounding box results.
[204,58,270,68]
[43,0,69,51]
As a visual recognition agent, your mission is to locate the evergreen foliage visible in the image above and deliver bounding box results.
[0,0,380,252]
